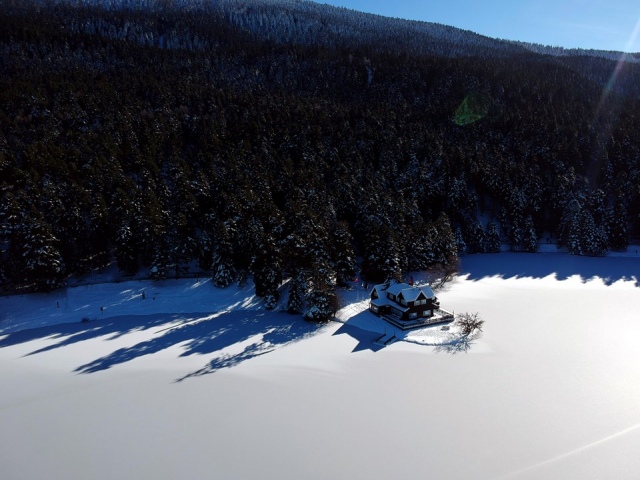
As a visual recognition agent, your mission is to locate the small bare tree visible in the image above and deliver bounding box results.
[456,312,484,336]
[425,256,460,290]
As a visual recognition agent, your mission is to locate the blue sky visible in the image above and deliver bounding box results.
[318,0,640,52]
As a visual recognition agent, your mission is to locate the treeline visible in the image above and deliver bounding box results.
[1,2,640,317]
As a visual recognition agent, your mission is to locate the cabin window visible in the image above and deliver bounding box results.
[409,312,417,319]
[388,293,395,301]
[400,299,407,306]
[423,310,431,317]
[371,305,379,313]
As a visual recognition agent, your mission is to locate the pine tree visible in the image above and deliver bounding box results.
[559,199,582,255]
[115,223,138,274]
[0,192,24,285]
[286,269,306,314]
[484,221,501,253]
[521,215,538,253]
[150,240,171,280]
[211,250,235,288]
[508,217,522,252]
[170,231,198,279]
[86,195,111,270]
[196,230,213,272]
[432,213,458,264]
[331,224,357,286]
[465,219,485,254]
[304,259,337,322]
[580,209,608,256]
[210,223,236,288]
[133,189,167,267]
[21,217,65,291]
[251,232,282,309]
[608,200,628,251]
[360,217,402,283]
[407,227,435,271]
[454,227,467,255]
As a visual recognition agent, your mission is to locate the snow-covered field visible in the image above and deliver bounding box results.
[1,251,640,480]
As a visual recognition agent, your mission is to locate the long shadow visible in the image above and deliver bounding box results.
[74,311,324,379]
[461,252,640,286]
[0,311,324,380]
[0,313,177,354]
[173,312,325,381]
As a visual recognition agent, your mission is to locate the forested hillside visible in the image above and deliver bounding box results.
[2,0,640,316]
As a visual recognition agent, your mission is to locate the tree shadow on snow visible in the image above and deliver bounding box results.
[171,312,325,382]
[0,311,325,380]
[0,313,176,355]
[433,334,476,354]
[460,253,640,286]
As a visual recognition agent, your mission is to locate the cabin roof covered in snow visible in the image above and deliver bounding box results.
[372,280,435,302]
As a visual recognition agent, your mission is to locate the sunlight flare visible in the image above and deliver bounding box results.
[593,14,640,119]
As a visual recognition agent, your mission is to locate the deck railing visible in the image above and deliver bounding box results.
[433,309,455,323]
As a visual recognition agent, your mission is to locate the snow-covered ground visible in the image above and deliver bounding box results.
[1,250,640,480]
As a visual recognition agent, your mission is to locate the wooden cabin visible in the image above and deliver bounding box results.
[369,280,440,321]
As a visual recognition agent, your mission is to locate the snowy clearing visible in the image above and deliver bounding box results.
[1,251,640,480]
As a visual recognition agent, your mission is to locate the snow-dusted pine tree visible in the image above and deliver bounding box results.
[196,230,213,272]
[484,221,501,253]
[150,241,171,280]
[508,217,522,252]
[331,224,357,286]
[360,217,402,283]
[286,269,306,314]
[559,199,582,255]
[21,218,65,291]
[432,212,458,264]
[210,223,236,288]
[608,200,628,251]
[0,192,24,284]
[211,250,236,288]
[408,228,435,271]
[251,233,282,309]
[465,219,485,253]
[454,227,467,255]
[580,209,608,256]
[115,223,138,274]
[304,259,337,322]
[521,215,538,253]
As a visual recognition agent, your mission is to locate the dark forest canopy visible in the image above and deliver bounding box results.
[1,1,640,316]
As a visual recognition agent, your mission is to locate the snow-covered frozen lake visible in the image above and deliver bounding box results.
[1,251,639,480]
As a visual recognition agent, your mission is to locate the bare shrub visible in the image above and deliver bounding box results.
[425,256,461,290]
[456,312,484,336]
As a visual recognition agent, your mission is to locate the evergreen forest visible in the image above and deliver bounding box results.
[2,0,640,319]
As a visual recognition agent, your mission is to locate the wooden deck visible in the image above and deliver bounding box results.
[380,309,455,331]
